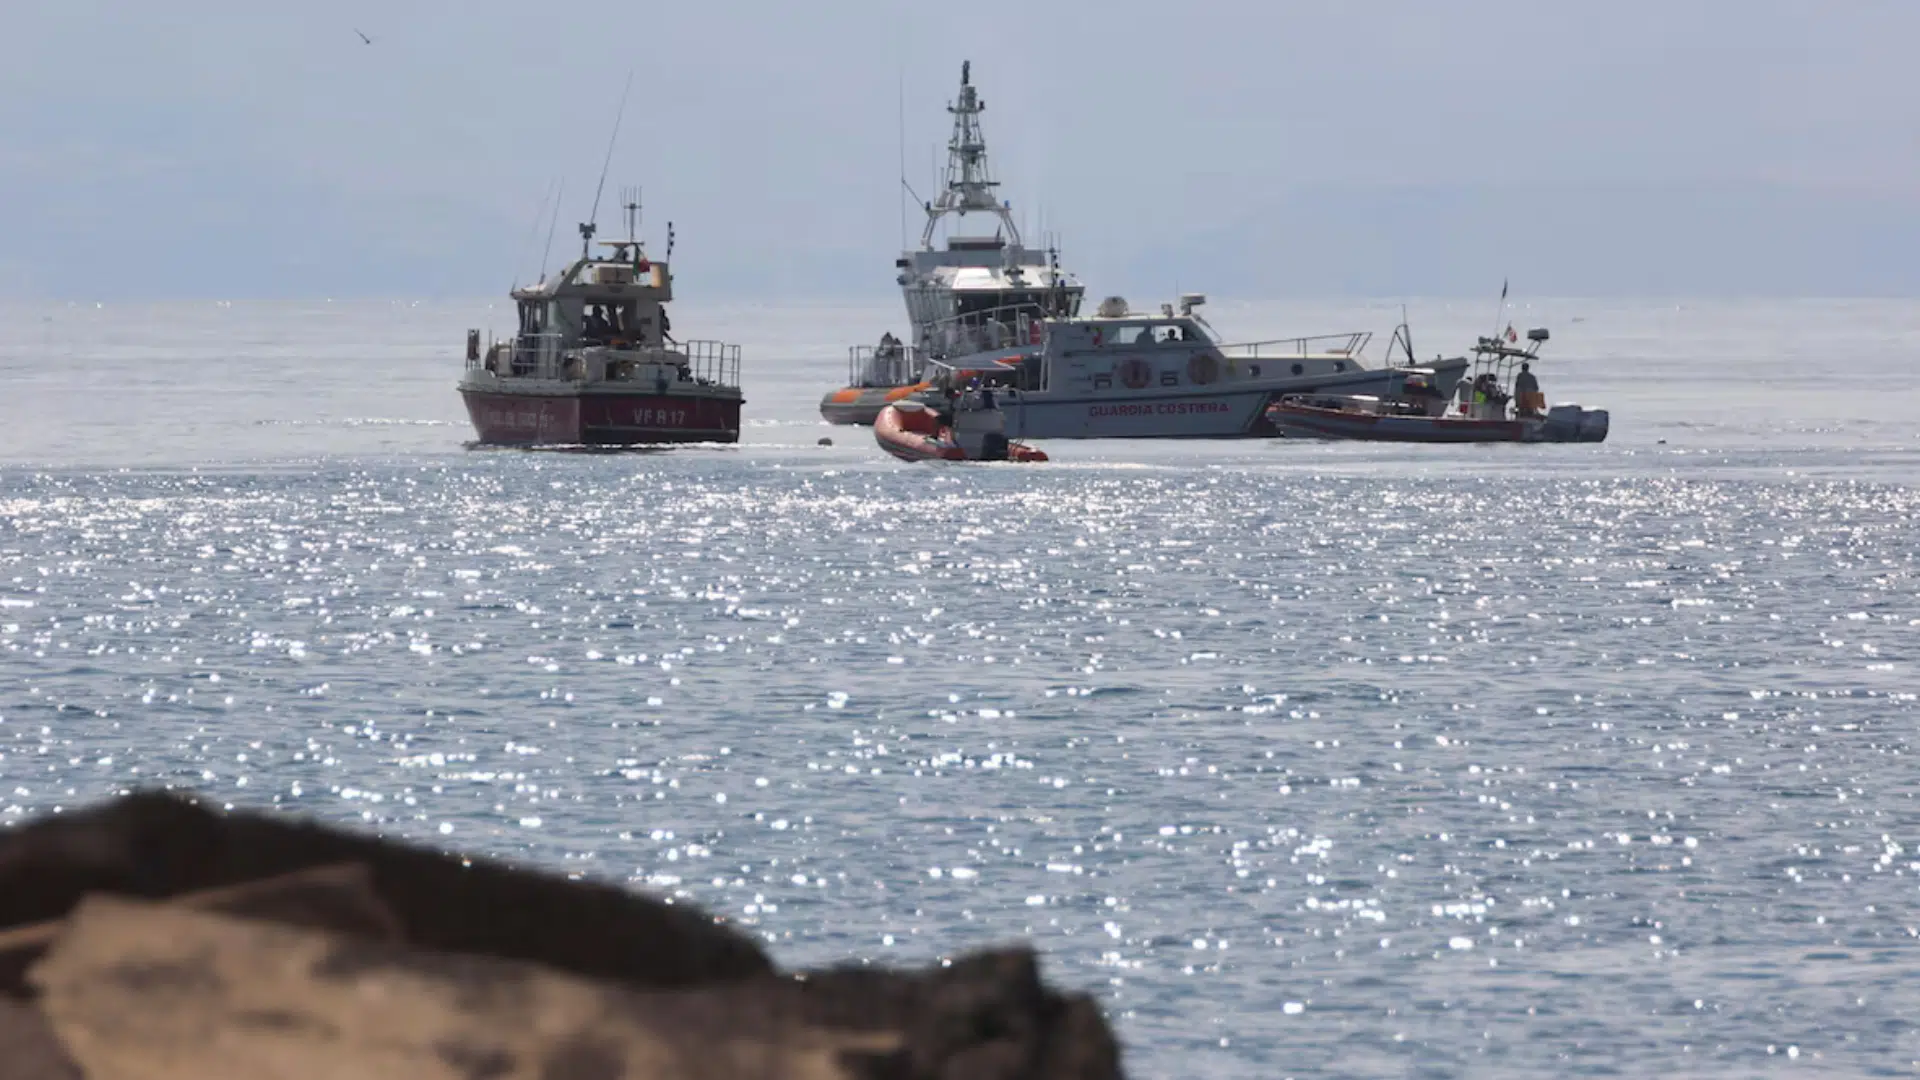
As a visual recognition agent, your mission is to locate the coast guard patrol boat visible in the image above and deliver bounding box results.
[820,61,1085,425]
[916,294,1468,439]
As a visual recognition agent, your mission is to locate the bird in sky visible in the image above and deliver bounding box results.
[354,28,373,45]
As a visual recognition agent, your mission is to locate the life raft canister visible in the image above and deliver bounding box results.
[1187,353,1219,385]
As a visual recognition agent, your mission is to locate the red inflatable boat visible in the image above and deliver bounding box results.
[873,401,1048,463]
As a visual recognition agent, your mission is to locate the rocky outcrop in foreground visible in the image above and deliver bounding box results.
[0,792,1123,1080]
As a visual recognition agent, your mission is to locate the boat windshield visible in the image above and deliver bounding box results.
[953,289,1080,321]
[517,301,554,335]
[1093,321,1200,346]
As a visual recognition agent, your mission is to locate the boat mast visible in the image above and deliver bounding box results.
[539,179,566,284]
[582,70,636,260]
[622,185,643,255]
[920,60,1019,249]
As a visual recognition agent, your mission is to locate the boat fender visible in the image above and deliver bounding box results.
[1028,321,1043,345]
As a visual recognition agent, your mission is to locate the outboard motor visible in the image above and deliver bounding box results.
[1543,404,1583,440]
[1577,410,1610,443]
[951,394,1008,458]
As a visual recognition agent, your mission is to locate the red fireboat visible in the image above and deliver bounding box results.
[459,198,742,447]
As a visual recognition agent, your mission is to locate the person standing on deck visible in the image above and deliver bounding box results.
[1514,362,1541,417]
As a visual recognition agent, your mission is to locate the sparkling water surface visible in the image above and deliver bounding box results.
[2,298,1919,1076]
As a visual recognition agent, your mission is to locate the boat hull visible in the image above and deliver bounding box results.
[820,383,934,425]
[1268,402,1610,444]
[995,361,1461,439]
[460,387,742,446]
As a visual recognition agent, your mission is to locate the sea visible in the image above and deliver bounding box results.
[2,297,1918,1077]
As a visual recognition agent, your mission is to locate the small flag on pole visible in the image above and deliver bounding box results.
[1505,324,1517,343]
[1500,279,1508,301]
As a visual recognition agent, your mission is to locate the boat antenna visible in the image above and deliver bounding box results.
[1401,302,1413,362]
[897,64,908,251]
[581,68,636,259]
[621,185,642,245]
[1049,242,1064,314]
[539,178,567,284]
[666,221,675,261]
[512,176,558,289]
[1488,278,1509,344]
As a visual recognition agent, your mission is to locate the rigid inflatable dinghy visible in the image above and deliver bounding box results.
[873,399,1047,463]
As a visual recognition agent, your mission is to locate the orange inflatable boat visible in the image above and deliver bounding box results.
[873,401,1048,463]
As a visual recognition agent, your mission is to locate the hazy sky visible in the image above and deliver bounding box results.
[5,1,1915,299]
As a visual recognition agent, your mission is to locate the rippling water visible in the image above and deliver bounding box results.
[3,299,1919,1076]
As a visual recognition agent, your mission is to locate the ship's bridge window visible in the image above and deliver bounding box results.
[518,301,552,335]
[954,291,1036,321]
[1100,321,1186,346]
[953,289,1077,323]
[581,302,649,343]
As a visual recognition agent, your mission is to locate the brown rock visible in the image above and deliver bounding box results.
[780,951,1123,1080]
[0,795,1127,1079]
[0,999,82,1080]
[0,791,772,991]
[29,896,889,1080]
[0,862,401,996]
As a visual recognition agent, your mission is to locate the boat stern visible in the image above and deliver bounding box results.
[1541,404,1609,443]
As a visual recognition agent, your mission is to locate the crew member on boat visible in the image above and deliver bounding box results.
[1514,362,1541,417]
[1472,373,1509,413]
[582,307,607,343]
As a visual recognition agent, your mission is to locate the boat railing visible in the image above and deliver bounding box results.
[847,344,925,387]
[473,333,739,386]
[679,340,741,389]
[499,332,566,378]
[921,303,1056,360]
[1215,331,1372,360]
[1470,337,1544,362]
